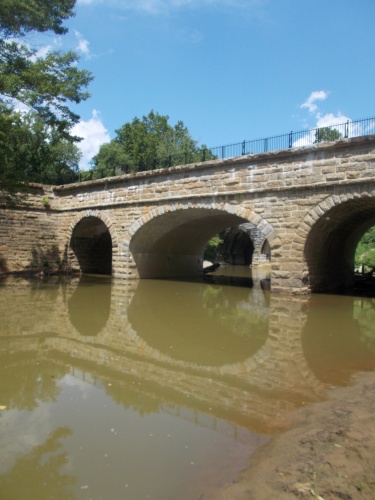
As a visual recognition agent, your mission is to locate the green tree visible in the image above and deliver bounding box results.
[0,0,92,188]
[0,0,92,136]
[91,141,133,178]
[91,110,215,177]
[315,126,342,143]
[355,226,375,271]
[204,234,223,262]
[0,110,80,185]
[0,0,76,37]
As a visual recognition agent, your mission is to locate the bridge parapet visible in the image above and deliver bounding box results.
[52,135,375,212]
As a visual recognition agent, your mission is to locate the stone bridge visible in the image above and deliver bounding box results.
[1,134,375,293]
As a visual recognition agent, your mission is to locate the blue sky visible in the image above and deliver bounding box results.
[37,0,375,168]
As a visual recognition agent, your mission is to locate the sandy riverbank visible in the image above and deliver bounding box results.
[214,371,375,499]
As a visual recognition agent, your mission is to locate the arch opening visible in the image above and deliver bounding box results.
[304,198,375,293]
[220,227,254,265]
[355,226,375,276]
[129,208,249,279]
[70,216,112,275]
[204,223,271,268]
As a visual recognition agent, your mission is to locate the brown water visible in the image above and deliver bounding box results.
[0,269,375,499]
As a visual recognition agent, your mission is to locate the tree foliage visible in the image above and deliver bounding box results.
[204,234,223,262]
[92,110,216,177]
[355,226,375,270]
[315,127,342,143]
[0,0,92,137]
[0,108,80,185]
[0,0,76,38]
[0,0,92,188]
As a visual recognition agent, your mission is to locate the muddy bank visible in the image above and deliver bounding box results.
[216,372,375,499]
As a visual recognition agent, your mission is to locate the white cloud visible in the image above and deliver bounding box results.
[0,405,54,474]
[71,110,110,170]
[176,27,204,44]
[316,112,350,128]
[301,90,350,128]
[301,90,328,113]
[74,30,91,58]
[34,37,63,59]
[35,44,53,58]
[11,99,30,114]
[294,91,352,147]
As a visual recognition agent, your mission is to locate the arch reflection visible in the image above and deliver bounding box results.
[68,276,112,336]
[128,279,269,366]
[302,295,375,385]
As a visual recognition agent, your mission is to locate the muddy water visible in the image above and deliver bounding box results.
[0,270,375,499]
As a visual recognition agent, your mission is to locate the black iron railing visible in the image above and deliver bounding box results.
[208,116,375,159]
[77,116,375,183]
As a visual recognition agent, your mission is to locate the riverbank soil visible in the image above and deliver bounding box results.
[217,372,375,499]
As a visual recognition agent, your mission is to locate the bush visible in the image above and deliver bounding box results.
[204,235,223,262]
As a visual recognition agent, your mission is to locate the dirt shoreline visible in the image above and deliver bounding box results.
[215,371,375,499]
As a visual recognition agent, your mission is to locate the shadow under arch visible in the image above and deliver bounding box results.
[70,216,112,275]
[220,226,254,265]
[220,222,272,267]
[261,239,271,262]
[300,193,375,293]
[128,204,278,280]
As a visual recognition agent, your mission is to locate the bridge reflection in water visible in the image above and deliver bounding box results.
[0,275,374,499]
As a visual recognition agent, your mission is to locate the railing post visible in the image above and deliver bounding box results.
[345,120,349,138]
[242,140,246,155]
[289,131,293,148]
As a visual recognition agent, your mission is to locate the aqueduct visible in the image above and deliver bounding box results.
[1,134,375,293]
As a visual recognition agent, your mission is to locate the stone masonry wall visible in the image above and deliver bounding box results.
[0,185,64,274]
[52,136,375,211]
[1,135,375,292]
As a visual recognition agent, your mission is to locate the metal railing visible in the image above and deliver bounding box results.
[77,116,375,183]
[208,116,375,159]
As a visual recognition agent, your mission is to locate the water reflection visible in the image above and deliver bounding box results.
[0,276,374,498]
[1,428,74,499]
[68,277,112,336]
[128,279,269,365]
[303,294,375,385]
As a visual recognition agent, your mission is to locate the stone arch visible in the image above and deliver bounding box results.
[292,188,375,292]
[218,222,273,267]
[68,210,119,276]
[125,201,281,280]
